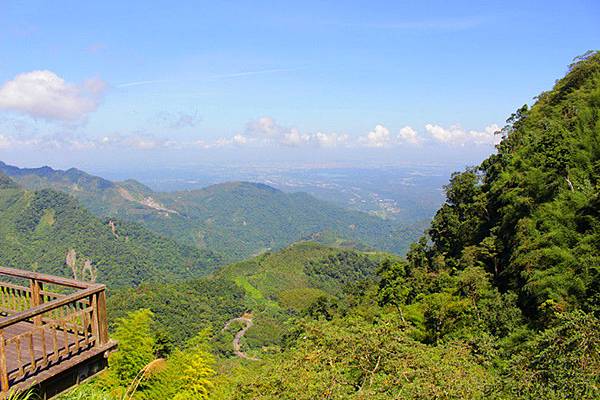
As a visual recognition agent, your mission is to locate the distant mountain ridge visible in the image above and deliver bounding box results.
[0,161,425,261]
[0,161,114,190]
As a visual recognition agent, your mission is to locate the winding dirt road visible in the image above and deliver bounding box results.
[222,316,258,360]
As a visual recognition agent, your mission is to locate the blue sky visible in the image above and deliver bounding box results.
[0,1,598,171]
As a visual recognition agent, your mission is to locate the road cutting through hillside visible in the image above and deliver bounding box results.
[222,315,259,360]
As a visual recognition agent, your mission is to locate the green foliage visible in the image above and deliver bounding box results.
[407,51,600,324]
[210,52,600,399]
[139,330,216,400]
[0,186,219,287]
[377,259,410,316]
[130,182,421,261]
[4,390,34,400]
[500,310,600,399]
[218,242,395,311]
[58,317,217,400]
[108,278,246,348]
[109,242,393,352]
[15,53,600,399]
[214,316,494,399]
[304,250,379,295]
[109,309,156,384]
[0,172,17,189]
[57,386,119,400]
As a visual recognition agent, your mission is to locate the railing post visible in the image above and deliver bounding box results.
[30,278,43,325]
[97,290,109,345]
[0,330,8,393]
[91,294,100,346]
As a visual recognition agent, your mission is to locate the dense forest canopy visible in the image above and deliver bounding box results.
[107,242,394,350]
[422,50,600,322]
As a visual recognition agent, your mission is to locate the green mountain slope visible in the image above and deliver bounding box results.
[149,182,419,260]
[0,163,423,261]
[108,242,397,349]
[216,241,394,311]
[0,161,161,217]
[417,51,600,320]
[0,178,220,287]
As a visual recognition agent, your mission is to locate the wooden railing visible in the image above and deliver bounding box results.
[0,267,109,393]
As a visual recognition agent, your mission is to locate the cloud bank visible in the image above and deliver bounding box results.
[0,114,502,152]
[232,116,349,148]
[425,123,502,146]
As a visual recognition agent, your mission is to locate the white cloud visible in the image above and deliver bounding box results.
[397,126,421,145]
[245,116,284,138]
[0,133,44,149]
[232,134,249,145]
[243,116,349,148]
[425,123,501,145]
[282,129,311,147]
[0,70,105,121]
[0,112,502,152]
[193,139,209,149]
[361,124,391,148]
[314,132,349,148]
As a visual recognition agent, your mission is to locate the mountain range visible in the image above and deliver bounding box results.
[0,161,424,261]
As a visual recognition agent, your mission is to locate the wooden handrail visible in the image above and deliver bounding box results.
[0,266,98,289]
[0,286,104,330]
[0,281,67,300]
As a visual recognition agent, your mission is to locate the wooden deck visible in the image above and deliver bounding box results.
[5,321,77,378]
[0,267,116,398]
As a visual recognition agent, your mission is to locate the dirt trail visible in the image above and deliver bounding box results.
[222,316,258,360]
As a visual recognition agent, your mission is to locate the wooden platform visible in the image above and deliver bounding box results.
[5,321,78,379]
[0,267,116,398]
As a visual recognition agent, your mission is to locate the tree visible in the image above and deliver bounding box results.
[377,259,409,320]
[109,309,156,384]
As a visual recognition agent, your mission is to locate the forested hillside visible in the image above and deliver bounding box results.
[420,50,600,320]
[107,242,393,351]
[0,163,423,261]
[54,52,600,400]
[0,175,220,287]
